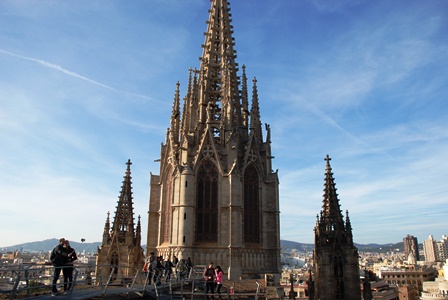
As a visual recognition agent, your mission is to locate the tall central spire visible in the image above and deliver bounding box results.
[197,0,241,131]
[174,0,254,170]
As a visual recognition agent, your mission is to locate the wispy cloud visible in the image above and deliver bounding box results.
[0,49,164,103]
[311,0,366,13]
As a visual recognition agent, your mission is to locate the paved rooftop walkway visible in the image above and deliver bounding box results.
[21,284,158,300]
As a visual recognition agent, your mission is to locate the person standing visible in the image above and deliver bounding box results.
[215,265,223,296]
[172,255,179,266]
[145,252,155,284]
[176,258,186,280]
[152,256,163,285]
[203,262,215,298]
[50,238,68,295]
[62,240,77,293]
[186,257,193,277]
[163,257,173,280]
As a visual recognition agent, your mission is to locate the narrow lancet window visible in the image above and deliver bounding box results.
[161,167,173,243]
[244,163,260,244]
[196,160,218,242]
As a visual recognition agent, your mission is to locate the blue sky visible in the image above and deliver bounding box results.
[1,0,447,247]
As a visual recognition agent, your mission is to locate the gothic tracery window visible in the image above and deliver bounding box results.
[196,160,218,242]
[244,163,260,244]
[161,167,173,243]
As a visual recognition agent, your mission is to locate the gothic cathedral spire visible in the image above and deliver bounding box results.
[319,155,345,235]
[96,160,144,281]
[111,159,135,242]
[197,0,241,133]
[147,0,281,280]
[313,155,360,300]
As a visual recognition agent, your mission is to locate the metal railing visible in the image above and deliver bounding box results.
[0,262,201,299]
[0,262,154,299]
[171,276,263,299]
[1,263,266,299]
[0,262,97,299]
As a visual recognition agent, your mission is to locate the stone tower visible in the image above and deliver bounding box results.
[147,0,281,280]
[96,160,144,281]
[403,234,420,262]
[313,155,360,300]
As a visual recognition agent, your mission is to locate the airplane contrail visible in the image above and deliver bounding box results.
[0,48,165,104]
[303,98,394,160]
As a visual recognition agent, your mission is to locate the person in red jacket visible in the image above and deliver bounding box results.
[215,265,223,295]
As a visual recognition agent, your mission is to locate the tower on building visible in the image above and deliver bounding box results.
[424,235,437,263]
[435,235,448,262]
[313,155,361,300]
[403,234,420,262]
[436,234,448,262]
[96,160,144,281]
[146,0,281,280]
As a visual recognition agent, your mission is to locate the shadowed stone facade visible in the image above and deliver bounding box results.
[146,0,281,280]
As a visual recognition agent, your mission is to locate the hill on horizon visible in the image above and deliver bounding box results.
[0,238,101,253]
[280,239,405,253]
[1,238,406,253]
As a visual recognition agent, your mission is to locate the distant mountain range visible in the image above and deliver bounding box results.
[280,240,405,253]
[1,238,406,253]
[281,240,407,253]
[0,239,101,253]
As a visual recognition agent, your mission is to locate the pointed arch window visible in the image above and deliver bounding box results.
[110,251,119,276]
[244,163,260,244]
[333,253,345,299]
[196,160,218,242]
[161,167,173,243]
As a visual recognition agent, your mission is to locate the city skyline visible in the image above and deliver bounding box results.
[1,0,447,247]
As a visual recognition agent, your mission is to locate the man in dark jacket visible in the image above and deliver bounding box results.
[62,240,77,293]
[145,252,155,284]
[164,257,173,280]
[50,238,68,295]
[203,262,215,298]
[186,257,193,277]
[152,256,164,285]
